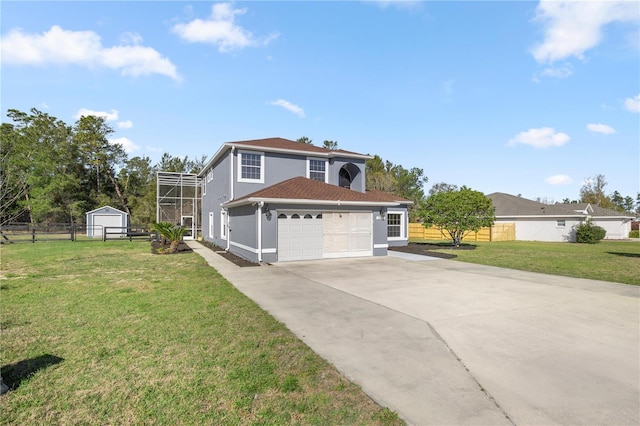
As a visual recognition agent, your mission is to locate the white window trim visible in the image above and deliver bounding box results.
[238,150,265,183]
[306,157,329,183]
[221,210,227,240]
[202,178,206,196]
[208,212,214,238]
[387,211,406,241]
[556,219,566,228]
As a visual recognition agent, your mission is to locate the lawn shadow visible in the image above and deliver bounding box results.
[607,252,640,258]
[1,354,64,392]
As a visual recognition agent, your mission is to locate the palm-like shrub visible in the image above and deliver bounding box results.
[151,222,186,253]
[165,225,186,253]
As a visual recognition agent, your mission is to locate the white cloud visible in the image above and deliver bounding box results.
[586,123,616,135]
[531,0,639,63]
[624,94,640,113]
[1,25,181,81]
[74,108,119,121]
[172,2,278,52]
[109,137,139,154]
[507,127,570,148]
[366,1,423,11]
[270,99,305,117]
[117,120,133,129]
[545,174,573,185]
[540,64,573,79]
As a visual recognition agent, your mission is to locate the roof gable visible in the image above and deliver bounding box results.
[199,137,371,176]
[224,177,410,207]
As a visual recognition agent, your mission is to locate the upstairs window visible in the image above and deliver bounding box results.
[557,220,566,227]
[238,151,264,183]
[308,158,327,183]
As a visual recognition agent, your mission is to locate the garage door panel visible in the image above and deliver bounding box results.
[323,212,372,257]
[278,213,323,261]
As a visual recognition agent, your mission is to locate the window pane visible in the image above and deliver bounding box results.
[241,153,261,180]
[309,159,326,182]
[387,213,401,238]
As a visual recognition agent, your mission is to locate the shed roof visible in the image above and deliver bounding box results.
[86,205,128,215]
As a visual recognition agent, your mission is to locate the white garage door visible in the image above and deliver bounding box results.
[94,214,122,238]
[278,212,324,261]
[323,212,372,258]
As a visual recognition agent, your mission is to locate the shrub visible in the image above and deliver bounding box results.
[629,230,639,238]
[575,221,606,244]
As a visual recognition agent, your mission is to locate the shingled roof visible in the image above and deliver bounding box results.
[487,192,584,217]
[487,193,635,218]
[199,137,371,176]
[224,177,408,207]
[227,137,367,157]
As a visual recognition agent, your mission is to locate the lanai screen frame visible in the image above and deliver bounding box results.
[156,172,201,239]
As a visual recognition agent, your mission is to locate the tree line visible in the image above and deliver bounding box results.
[2,109,636,228]
[1,108,206,226]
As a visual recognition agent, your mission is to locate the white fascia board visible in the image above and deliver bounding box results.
[224,197,400,208]
[229,144,373,161]
[197,144,233,177]
[198,143,373,176]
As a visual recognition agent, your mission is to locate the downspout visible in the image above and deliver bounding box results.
[225,208,230,251]
[257,201,264,263]
[226,146,235,252]
[229,146,235,201]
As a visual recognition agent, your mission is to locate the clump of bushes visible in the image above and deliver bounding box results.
[575,220,606,244]
[629,230,639,238]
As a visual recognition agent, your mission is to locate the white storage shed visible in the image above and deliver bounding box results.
[86,206,129,238]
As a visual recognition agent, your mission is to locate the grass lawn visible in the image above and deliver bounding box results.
[0,241,403,425]
[412,239,640,285]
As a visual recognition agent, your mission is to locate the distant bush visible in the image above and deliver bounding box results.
[629,230,639,239]
[575,221,606,244]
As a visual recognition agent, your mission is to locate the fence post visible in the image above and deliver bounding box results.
[70,224,75,242]
[32,228,36,243]
[103,227,107,242]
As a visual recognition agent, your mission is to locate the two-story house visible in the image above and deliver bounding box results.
[198,138,411,263]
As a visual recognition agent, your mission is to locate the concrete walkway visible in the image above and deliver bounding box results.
[187,241,640,426]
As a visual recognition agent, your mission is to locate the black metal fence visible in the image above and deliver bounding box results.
[0,223,154,244]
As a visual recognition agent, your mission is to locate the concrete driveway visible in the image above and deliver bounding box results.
[188,242,640,426]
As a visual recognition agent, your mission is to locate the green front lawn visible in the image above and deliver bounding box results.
[0,241,402,425]
[412,239,640,285]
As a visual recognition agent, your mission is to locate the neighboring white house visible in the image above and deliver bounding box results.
[86,206,129,238]
[487,193,635,242]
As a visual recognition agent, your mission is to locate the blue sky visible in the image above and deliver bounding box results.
[2,1,639,202]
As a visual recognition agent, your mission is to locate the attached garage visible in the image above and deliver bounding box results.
[277,211,372,261]
[86,206,129,238]
[323,212,372,258]
[277,212,323,261]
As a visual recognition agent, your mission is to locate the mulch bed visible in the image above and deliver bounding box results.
[150,241,193,255]
[197,240,260,267]
[389,242,476,259]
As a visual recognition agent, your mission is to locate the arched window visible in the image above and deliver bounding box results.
[304,214,313,219]
[316,214,323,219]
[291,214,300,219]
[339,167,352,189]
[278,213,287,219]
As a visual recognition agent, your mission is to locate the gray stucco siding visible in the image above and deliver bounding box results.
[201,152,232,247]
[386,206,410,247]
[228,205,259,262]
[328,158,366,192]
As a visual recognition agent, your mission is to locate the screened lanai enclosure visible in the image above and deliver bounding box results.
[156,172,201,239]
